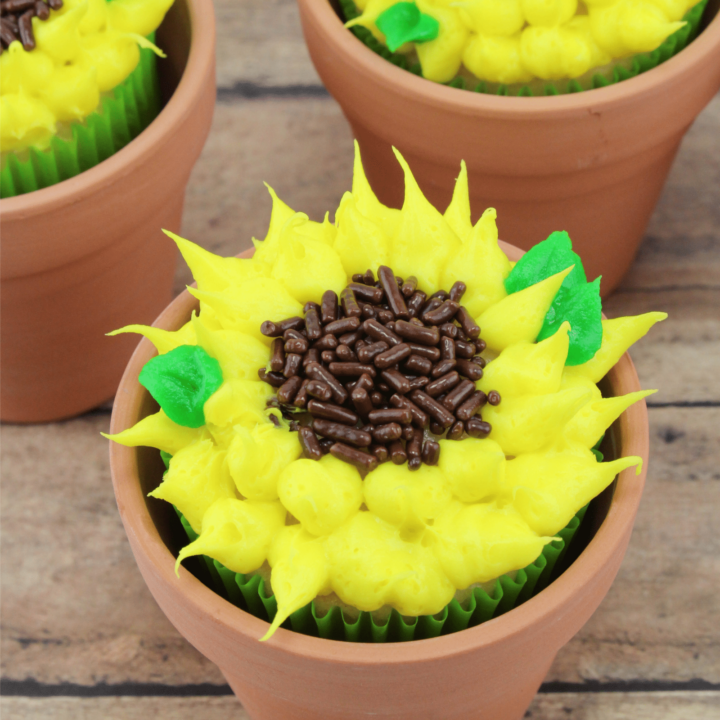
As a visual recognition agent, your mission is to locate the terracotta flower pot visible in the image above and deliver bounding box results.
[110,243,650,720]
[296,0,720,296]
[0,0,216,423]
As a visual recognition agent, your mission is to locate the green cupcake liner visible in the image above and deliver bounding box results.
[339,0,709,97]
[1,34,161,199]
[176,503,589,643]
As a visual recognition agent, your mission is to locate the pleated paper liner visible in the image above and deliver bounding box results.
[338,0,709,97]
[175,503,588,643]
[0,35,161,199]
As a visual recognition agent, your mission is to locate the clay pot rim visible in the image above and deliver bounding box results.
[110,241,649,665]
[306,0,720,119]
[0,0,215,219]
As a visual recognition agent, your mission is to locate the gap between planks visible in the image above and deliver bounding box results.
[3,678,720,698]
[2,691,720,720]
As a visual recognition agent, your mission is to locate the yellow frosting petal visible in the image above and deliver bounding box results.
[191,313,270,382]
[563,389,657,448]
[520,0,578,27]
[107,0,175,38]
[564,312,667,383]
[77,0,108,35]
[478,322,570,399]
[36,54,100,120]
[437,438,506,503]
[263,526,330,640]
[389,148,461,294]
[188,279,303,341]
[0,92,56,152]
[463,32,535,84]
[645,0,699,22]
[251,185,297,270]
[165,231,265,294]
[270,214,348,305]
[559,370,603,404]
[334,192,391,275]
[457,0,525,36]
[278,455,364,536]
[297,212,338,247]
[327,512,455,615]
[107,321,196,355]
[506,448,643,536]
[433,501,550,587]
[176,497,286,575]
[103,409,205,455]
[443,208,512,316]
[350,140,402,237]
[34,3,87,63]
[81,32,139,93]
[589,1,684,56]
[227,424,302,501]
[203,379,275,433]
[478,266,572,351]
[443,161,473,242]
[150,439,236,533]
[483,385,593,455]
[363,462,453,531]
[520,24,595,80]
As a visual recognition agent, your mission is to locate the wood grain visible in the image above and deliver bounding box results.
[2,693,719,720]
[214,0,321,90]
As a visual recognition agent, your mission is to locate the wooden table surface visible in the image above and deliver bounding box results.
[2,2,719,718]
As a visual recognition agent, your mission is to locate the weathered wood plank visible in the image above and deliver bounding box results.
[2,408,718,686]
[3,692,720,720]
[0,416,224,687]
[527,692,720,719]
[0,696,249,720]
[603,289,720,404]
[214,0,320,90]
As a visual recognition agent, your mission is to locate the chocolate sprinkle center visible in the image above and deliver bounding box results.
[260,266,500,472]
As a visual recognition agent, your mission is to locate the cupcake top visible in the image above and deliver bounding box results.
[0,0,174,153]
[347,0,699,84]
[107,143,664,640]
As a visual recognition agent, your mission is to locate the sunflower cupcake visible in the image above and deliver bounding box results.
[0,0,175,197]
[106,143,664,642]
[340,0,709,95]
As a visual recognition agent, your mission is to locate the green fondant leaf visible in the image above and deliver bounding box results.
[538,277,603,366]
[376,2,440,53]
[591,434,605,463]
[139,345,223,428]
[505,231,603,365]
[504,230,586,296]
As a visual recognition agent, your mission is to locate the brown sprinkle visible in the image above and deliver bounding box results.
[259,268,501,472]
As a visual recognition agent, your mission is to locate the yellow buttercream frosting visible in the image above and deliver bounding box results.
[108,142,661,639]
[0,0,174,153]
[348,0,698,84]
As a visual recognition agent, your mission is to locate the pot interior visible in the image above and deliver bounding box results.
[133,301,621,625]
[156,0,192,107]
